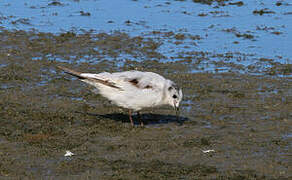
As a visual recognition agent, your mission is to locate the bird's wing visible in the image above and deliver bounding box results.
[58,67,166,92]
[58,66,121,90]
[111,71,166,91]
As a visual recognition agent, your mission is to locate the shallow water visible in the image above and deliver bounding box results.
[1,0,291,72]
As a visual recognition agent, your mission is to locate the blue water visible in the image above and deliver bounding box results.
[0,0,291,68]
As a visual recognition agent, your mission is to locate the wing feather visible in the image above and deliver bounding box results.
[58,66,121,90]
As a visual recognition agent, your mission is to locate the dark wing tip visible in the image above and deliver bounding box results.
[57,66,84,79]
[58,66,122,90]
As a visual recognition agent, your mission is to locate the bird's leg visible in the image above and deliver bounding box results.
[137,111,144,127]
[128,109,134,126]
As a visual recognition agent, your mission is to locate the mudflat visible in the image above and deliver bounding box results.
[0,30,291,179]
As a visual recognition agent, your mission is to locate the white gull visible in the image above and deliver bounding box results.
[58,66,183,126]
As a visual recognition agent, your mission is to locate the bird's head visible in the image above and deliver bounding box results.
[165,82,183,121]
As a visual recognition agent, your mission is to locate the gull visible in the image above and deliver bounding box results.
[57,66,183,126]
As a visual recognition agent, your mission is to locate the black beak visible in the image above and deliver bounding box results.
[175,106,181,125]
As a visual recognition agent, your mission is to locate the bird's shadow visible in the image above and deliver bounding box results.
[76,111,188,126]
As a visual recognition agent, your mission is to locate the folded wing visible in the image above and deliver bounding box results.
[57,66,121,90]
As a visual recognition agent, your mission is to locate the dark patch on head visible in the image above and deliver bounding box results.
[173,84,180,90]
[169,83,180,91]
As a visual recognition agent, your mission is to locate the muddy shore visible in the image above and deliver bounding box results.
[0,30,291,179]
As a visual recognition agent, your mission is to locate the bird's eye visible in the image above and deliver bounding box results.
[172,95,177,99]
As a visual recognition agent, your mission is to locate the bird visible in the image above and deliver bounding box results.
[57,66,183,126]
